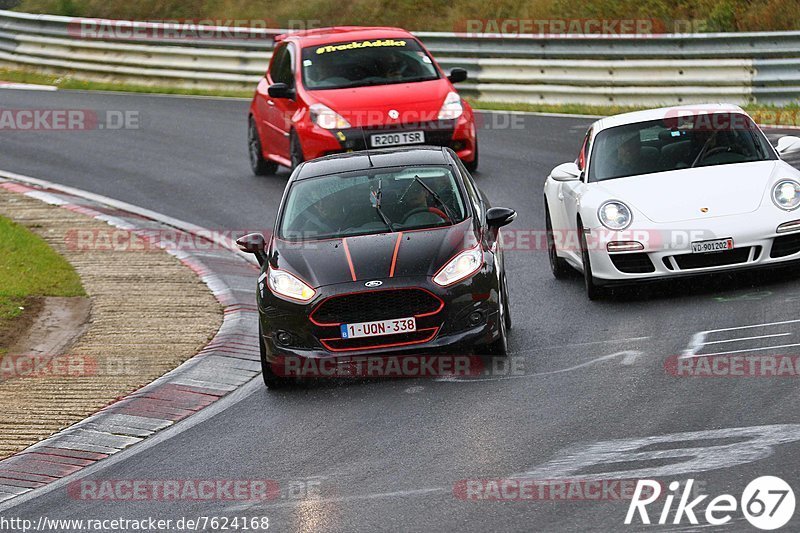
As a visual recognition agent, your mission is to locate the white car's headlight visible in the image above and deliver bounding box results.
[309,104,351,130]
[437,91,463,121]
[598,201,633,230]
[268,267,315,301]
[433,247,482,287]
[772,179,800,211]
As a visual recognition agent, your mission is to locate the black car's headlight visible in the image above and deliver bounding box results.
[772,179,800,211]
[268,266,316,302]
[433,247,482,287]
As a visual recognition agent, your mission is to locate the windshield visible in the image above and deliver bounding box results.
[280,166,467,240]
[301,38,439,90]
[588,112,777,182]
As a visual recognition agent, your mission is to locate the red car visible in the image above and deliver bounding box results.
[248,26,478,175]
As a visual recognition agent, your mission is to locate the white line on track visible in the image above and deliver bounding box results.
[0,82,57,91]
[681,319,800,359]
[702,332,792,345]
[509,335,650,354]
[688,342,800,359]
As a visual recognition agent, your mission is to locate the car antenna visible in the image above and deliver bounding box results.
[359,127,374,167]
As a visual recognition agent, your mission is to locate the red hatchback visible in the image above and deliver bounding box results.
[248,27,478,175]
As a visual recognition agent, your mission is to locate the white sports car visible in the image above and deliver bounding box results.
[543,104,800,299]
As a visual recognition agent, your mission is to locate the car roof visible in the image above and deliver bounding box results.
[593,103,748,132]
[293,146,453,180]
[275,26,415,47]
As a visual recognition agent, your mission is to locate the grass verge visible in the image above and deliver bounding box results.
[0,214,85,349]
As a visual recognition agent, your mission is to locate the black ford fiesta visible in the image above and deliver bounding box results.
[237,146,516,388]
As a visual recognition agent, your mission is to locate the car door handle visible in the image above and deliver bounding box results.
[267,100,275,106]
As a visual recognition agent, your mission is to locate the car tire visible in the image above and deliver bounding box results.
[545,204,571,280]
[259,323,293,389]
[486,281,509,356]
[464,140,479,173]
[501,273,512,331]
[248,117,278,176]
[578,220,604,301]
[290,130,304,170]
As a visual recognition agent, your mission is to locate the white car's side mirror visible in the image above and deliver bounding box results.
[776,136,800,156]
[550,162,581,182]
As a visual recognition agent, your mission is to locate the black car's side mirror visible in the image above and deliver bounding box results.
[268,83,295,99]
[236,232,268,265]
[448,68,468,84]
[486,207,517,228]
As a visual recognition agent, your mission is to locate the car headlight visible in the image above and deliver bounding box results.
[772,179,800,211]
[598,201,633,230]
[437,91,463,121]
[309,104,351,130]
[433,247,482,286]
[268,267,315,301]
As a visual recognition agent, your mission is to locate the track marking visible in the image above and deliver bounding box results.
[509,335,650,355]
[690,342,800,359]
[681,319,800,359]
[702,332,792,346]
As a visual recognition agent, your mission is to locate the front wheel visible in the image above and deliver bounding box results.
[290,130,304,170]
[546,205,571,280]
[463,140,479,173]
[248,117,278,176]
[485,281,509,356]
[259,324,293,389]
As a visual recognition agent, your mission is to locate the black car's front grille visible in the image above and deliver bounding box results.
[310,289,443,326]
[609,253,656,274]
[771,233,800,258]
[672,247,755,270]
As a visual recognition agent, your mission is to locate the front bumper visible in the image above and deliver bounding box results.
[258,273,501,364]
[297,115,477,163]
[584,213,800,283]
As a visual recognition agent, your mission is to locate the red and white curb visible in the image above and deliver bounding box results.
[0,174,261,503]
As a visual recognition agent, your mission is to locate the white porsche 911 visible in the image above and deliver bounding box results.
[544,103,800,299]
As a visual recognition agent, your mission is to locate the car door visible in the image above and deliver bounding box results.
[258,43,295,160]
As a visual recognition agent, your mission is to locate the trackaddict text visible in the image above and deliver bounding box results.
[625,477,796,529]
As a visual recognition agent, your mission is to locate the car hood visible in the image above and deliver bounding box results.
[307,79,450,127]
[270,220,475,288]
[592,161,779,223]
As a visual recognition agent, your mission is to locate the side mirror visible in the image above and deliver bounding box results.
[776,136,800,156]
[236,232,267,265]
[550,162,581,182]
[268,83,294,99]
[486,207,517,228]
[448,68,468,84]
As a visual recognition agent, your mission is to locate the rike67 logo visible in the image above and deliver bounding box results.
[626,476,795,530]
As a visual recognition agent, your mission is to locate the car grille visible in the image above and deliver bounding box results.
[609,253,656,274]
[671,247,756,270]
[310,289,443,326]
[320,328,439,352]
[771,234,800,258]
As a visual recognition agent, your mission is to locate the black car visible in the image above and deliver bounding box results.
[237,146,516,388]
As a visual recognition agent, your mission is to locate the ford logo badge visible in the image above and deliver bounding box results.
[365,280,383,288]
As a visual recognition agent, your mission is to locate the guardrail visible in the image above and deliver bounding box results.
[1,9,799,106]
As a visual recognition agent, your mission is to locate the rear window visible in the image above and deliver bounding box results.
[301,38,439,90]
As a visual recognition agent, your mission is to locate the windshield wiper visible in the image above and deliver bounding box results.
[371,178,396,232]
[413,175,455,221]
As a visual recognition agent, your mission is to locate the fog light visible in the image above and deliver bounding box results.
[607,241,645,252]
[468,311,485,326]
[275,331,293,347]
[777,220,800,233]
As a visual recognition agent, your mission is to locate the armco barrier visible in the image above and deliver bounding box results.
[1,10,799,105]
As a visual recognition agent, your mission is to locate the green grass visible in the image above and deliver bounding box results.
[0,215,84,324]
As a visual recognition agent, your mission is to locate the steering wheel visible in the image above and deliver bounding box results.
[402,206,449,224]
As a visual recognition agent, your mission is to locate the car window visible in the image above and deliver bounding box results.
[588,112,777,182]
[269,44,294,86]
[301,38,439,90]
[456,159,483,220]
[279,166,466,240]
[577,129,592,171]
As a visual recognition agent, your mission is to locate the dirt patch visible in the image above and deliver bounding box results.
[0,297,44,352]
[0,188,223,459]
[6,296,90,356]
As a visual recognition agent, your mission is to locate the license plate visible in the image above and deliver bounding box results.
[340,317,416,339]
[691,238,734,254]
[370,131,424,147]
